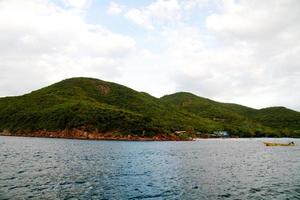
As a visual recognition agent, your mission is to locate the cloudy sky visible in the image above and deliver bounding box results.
[0,0,299,111]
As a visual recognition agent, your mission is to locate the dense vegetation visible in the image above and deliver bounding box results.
[161,92,300,137]
[0,77,299,138]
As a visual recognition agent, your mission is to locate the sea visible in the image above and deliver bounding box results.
[0,136,299,199]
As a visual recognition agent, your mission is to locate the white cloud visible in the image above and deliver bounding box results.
[121,0,300,110]
[107,1,123,15]
[125,8,154,29]
[146,0,181,21]
[0,0,299,111]
[123,0,215,29]
[0,0,135,96]
[181,0,213,10]
[63,0,91,10]
[167,0,300,110]
[206,0,300,42]
[125,0,182,29]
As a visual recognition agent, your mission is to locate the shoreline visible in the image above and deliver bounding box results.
[0,130,192,141]
[1,131,297,141]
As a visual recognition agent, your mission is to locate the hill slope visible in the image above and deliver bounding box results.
[0,77,299,138]
[160,92,268,137]
[0,78,221,137]
[161,92,300,137]
[250,107,300,131]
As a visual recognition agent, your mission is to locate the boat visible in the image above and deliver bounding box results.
[263,142,295,146]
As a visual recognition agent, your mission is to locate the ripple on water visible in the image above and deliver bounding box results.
[129,190,174,199]
[3,176,16,181]
[59,181,72,186]
[249,187,262,193]
[17,170,25,174]
[74,180,86,185]
[8,184,30,191]
[0,137,300,199]
[218,193,231,198]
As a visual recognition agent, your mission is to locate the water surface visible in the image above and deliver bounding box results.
[0,136,299,199]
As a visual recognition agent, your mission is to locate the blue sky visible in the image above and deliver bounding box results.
[0,0,299,111]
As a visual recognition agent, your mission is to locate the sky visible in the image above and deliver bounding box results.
[0,0,299,111]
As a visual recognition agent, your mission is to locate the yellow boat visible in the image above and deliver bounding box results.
[263,142,295,146]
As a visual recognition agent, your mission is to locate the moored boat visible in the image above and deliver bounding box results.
[263,142,295,146]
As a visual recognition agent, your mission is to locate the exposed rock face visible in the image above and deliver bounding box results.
[97,84,110,96]
[0,130,191,141]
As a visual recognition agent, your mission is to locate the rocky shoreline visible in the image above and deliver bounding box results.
[0,130,192,141]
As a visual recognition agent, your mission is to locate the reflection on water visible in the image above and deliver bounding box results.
[0,137,300,199]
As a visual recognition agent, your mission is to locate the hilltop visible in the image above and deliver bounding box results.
[161,92,300,137]
[0,77,299,140]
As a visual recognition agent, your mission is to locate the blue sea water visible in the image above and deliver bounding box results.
[0,136,299,200]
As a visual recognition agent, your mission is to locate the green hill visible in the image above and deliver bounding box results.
[250,107,300,132]
[161,92,300,137]
[160,92,269,137]
[0,78,221,138]
[160,92,251,121]
[0,77,299,138]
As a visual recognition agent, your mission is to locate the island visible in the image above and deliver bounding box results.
[0,77,299,140]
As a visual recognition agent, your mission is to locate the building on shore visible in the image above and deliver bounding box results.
[213,131,229,137]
